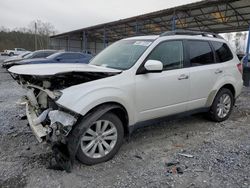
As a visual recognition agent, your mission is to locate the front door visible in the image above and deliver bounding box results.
[135,40,190,122]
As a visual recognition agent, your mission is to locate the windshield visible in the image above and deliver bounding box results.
[90,39,152,70]
[22,52,31,58]
[47,52,61,59]
[24,52,34,59]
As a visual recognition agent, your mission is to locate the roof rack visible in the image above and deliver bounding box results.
[160,30,223,39]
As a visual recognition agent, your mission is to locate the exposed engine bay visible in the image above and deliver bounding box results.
[10,71,119,144]
[11,71,118,89]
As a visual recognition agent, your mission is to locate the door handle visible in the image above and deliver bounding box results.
[215,69,223,74]
[178,74,189,80]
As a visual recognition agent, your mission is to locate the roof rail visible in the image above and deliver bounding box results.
[160,30,223,39]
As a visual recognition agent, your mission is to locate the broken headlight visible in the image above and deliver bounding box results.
[53,90,63,100]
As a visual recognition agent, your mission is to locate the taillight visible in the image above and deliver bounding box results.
[237,63,243,75]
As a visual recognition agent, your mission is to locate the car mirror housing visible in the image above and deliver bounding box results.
[144,60,163,73]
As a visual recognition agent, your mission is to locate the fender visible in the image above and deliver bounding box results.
[205,75,237,107]
[57,86,135,125]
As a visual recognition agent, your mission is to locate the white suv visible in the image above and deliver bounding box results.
[9,30,243,167]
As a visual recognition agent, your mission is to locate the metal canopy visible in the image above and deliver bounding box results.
[50,0,250,43]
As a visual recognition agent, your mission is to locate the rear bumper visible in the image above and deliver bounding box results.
[26,102,48,142]
[235,79,244,98]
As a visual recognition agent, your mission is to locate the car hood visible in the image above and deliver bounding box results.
[8,63,121,76]
[16,58,48,64]
[4,57,23,63]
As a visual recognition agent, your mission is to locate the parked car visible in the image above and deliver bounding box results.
[240,54,250,67]
[8,30,243,169]
[3,51,31,63]
[239,54,250,86]
[10,52,92,67]
[2,48,28,56]
[2,50,58,68]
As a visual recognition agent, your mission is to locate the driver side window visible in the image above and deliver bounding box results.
[147,41,184,71]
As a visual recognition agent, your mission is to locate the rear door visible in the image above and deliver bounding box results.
[186,40,225,110]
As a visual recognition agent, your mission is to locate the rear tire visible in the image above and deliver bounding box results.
[70,112,124,165]
[9,52,14,56]
[208,88,234,122]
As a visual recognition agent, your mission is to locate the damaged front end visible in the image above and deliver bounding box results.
[10,70,119,144]
[19,80,78,143]
[8,64,121,171]
[16,79,80,172]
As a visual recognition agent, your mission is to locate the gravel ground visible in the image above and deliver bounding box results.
[0,56,249,188]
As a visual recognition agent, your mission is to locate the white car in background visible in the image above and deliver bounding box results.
[3,48,28,56]
[8,30,243,169]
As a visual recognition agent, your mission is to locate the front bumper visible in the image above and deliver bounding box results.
[26,102,48,142]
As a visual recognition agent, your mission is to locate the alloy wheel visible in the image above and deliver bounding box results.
[216,93,231,118]
[80,120,118,159]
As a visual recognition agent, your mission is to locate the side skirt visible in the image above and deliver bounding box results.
[128,107,210,134]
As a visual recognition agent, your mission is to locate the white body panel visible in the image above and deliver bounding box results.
[9,35,243,127]
[135,68,190,121]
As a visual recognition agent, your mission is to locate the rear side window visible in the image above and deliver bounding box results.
[188,40,214,66]
[211,41,233,63]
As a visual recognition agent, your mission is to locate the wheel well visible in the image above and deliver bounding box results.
[87,102,129,137]
[220,84,235,97]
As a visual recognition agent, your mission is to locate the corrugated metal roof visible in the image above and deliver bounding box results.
[50,0,250,42]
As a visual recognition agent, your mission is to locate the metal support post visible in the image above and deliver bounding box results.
[136,20,139,35]
[172,14,176,31]
[67,35,70,51]
[103,27,107,49]
[245,25,250,65]
[83,31,87,53]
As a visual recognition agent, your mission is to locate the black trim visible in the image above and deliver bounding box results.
[208,41,217,64]
[183,39,190,68]
[208,40,217,64]
[128,107,209,134]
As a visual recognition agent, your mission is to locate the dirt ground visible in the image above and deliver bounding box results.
[0,56,249,188]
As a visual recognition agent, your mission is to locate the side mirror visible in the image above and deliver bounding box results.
[144,60,163,73]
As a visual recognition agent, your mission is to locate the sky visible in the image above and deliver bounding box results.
[0,0,199,33]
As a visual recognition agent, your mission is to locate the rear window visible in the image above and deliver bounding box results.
[211,41,233,63]
[188,40,214,66]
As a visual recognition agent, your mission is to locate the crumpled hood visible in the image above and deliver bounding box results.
[8,63,121,76]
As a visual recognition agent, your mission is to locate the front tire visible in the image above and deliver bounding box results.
[72,112,124,165]
[208,88,234,122]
